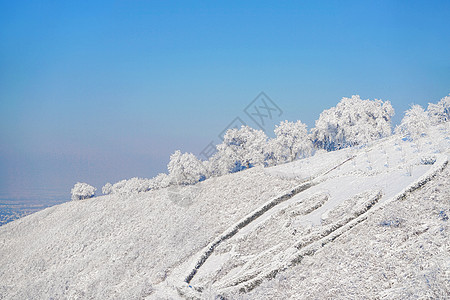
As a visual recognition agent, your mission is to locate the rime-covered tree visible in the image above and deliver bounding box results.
[102,172,174,195]
[206,151,235,177]
[71,182,96,201]
[395,104,430,140]
[215,125,268,172]
[268,120,312,164]
[102,178,153,195]
[167,150,206,185]
[428,94,450,125]
[311,95,394,151]
[102,182,113,195]
[151,173,171,189]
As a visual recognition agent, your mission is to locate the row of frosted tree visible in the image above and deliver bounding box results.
[71,94,450,200]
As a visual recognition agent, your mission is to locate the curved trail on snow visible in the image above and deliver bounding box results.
[181,151,448,297]
[184,156,356,287]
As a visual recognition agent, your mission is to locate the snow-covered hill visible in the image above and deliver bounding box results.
[0,169,297,299]
[1,124,449,299]
[244,165,450,299]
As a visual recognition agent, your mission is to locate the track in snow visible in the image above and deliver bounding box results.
[182,156,356,293]
[180,150,447,298]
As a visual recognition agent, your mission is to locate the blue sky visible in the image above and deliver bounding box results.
[1,0,449,201]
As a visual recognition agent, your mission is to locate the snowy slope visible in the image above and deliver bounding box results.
[243,166,450,299]
[0,124,449,299]
[180,125,449,298]
[0,170,298,299]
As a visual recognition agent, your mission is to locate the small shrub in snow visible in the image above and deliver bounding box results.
[405,164,413,176]
[119,177,152,194]
[104,173,172,196]
[104,177,155,195]
[438,210,448,221]
[104,173,173,196]
[379,218,403,228]
[420,155,436,165]
[71,182,96,201]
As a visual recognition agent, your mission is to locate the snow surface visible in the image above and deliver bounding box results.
[184,127,449,296]
[0,169,297,299]
[0,123,449,299]
[242,166,450,299]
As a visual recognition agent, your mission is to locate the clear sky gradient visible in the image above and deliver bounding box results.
[1,0,449,201]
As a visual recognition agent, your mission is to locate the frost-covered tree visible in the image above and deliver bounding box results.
[428,94,450,125]
[215,125,268,173]
[205,151,234,177]
[268,120,312,164]
[311,95,394,151]
[102,173,173,195]
[122,177,152,193]
[102,182,113,195]
[111,178,153,194]
[167,150,206,185]
[395,104,430,140]
[71,182,96,201]
[152,173,171,189]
